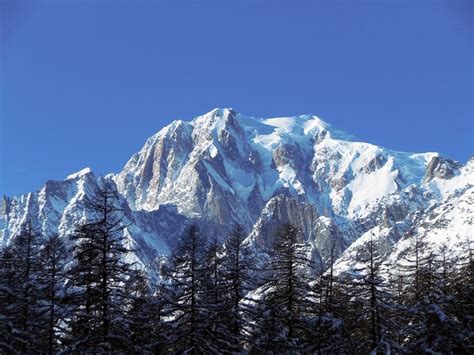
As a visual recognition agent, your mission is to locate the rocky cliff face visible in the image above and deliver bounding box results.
[0,168,186,270]
[1,108,472,275]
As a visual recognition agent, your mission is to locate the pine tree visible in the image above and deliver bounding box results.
[395,235,467,353]
[413,251,453,352]
[160,224,213,354]
[6,222,43,353]
[66,220,102,346]
[329,274,358,353]
[450,238,474,352]
[249,291,287,354]
[220,225,255,351]
[345,234,398,354]
[392,233,430,350]
[124,269,162,353]
[311,243,347,354]
[200,234,238,352]
[249,224,314,353]
[36,234,69,354]
[0,245,18,353]
[389,266,410,350]
[65,183,135,352]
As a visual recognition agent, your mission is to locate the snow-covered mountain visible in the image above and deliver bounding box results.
[1,108,472,273]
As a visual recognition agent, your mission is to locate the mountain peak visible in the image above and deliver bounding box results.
[190,107,236,126]
[65,167,92,180]
[209,107,236,116]
[2,108,472,308]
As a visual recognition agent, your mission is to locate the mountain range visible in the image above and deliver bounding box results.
[1,108,472,275]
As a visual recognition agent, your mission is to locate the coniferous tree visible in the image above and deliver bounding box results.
[345,234,398,354]
[425,249,469,352]
[65,183,134,352]
[450,238,474,352]
[66,220,101,347]
[412,251,452,352]
[124,269,162,353]
[311,243,347,354]
[329,274,359,353]
[395,235,467,353]
[0,245,18,353]
[204,235,224,309]
[249,224,314,353]
[221,225,255,351]
[397,234,428,301]
[392,233,429,351]
[389,266,411,350]
[36,234,69,354]
[200,234,238,352]
[6,222,43,353]
[2,197,472,353]
[161,224,213,354]
[249,291,287,354]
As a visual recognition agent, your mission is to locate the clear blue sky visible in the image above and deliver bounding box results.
[1,0,473,196]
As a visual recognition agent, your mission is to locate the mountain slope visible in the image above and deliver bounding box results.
[1,108,472,275]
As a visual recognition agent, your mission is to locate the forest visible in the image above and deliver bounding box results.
[0,185,472,354]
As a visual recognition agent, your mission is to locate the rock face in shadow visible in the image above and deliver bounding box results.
[424,156,462,182]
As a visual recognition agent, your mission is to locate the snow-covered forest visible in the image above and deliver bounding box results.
[0,184,472,354]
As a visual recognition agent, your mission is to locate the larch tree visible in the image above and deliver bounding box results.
[160,224,212,354]
[345,234,398,354]
[6,222,43,353]
[249,224,314,353]
[65,183,134,352]
[221,225,255,350]
[37,234,69,354]
[0,245,19,353]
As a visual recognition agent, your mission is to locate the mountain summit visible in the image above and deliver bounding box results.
[1,108,472,273]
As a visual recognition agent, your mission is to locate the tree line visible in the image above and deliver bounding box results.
[0,185,472,354]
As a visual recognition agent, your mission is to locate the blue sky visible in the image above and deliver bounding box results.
[1,0,473,196]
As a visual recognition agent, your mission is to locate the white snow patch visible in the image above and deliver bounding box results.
[302,115,326,134]
[276,165,305,194]
[278,164,297,184]
[263,117,299,133]
[65,167,92,180]
[209,144,218,158]
[347,158,398,218]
